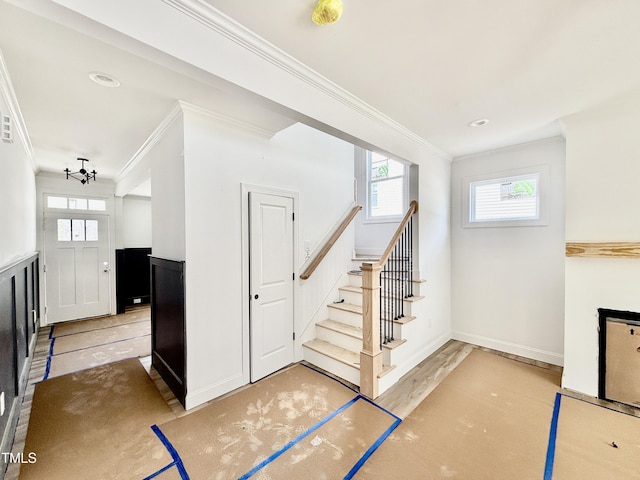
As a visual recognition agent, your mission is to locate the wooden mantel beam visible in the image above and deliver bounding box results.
[566,242,640,259]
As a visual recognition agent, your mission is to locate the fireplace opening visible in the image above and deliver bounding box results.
[598,308,640,408]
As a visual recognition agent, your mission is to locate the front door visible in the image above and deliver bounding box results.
[44,213,111,323]
[249,192,294,382]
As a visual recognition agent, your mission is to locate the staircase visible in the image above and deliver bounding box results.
[302,266,425,395]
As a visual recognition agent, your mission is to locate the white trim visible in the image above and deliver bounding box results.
[116,102,183,183]
[453,135,565,162]
[162,0,451,162]
[0,48,36,171]
[179,101,279,139]
[452,330,564,366]
[240,183,300,386]
[185,372,244,410]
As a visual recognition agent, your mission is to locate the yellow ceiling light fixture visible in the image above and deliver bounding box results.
[312,0,343,26]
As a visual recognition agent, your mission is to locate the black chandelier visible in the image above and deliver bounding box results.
[64,158,97,185]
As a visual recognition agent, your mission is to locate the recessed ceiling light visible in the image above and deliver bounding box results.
[468,118,489,128]
[89,71,121,88]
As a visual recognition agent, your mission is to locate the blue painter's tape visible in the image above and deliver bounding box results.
[48,325,54,339]
[48,337,55,357]
[301,363,359,393]
[355,393,402,422]
[344,416,402,480]
[42,356,52,381]
[147,424,190,480]
[142,461,175,480]
[544,392,562,480]
[238,395,360,480]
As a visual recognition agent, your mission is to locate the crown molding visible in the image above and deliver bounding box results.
[178,101,279,139]
[162,0,451,162]
[116,100,278,185]
[0,48,37,172]
[116,102,184,182]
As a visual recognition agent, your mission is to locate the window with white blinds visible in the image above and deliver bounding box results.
[463,166,549,228]
[470,173,539,222]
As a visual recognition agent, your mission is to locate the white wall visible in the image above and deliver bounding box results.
[563,91,640,396]
[120,196,152,248]
[149,114,185,261]
[181,108,355,408]
[0,88,36,268]
[451,137,566,365]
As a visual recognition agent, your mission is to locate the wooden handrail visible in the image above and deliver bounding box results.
[300,205,363,280]
[376,200,418,267]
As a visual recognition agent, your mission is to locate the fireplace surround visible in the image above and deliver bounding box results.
[598,308,640,407]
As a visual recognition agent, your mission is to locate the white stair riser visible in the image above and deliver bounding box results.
[380,321,406,340]
[381,301,415,318]
[339,289,363,306]
[338,291,418,316]
[327,307,362,328]
[302,347,360,386]
[378,367,403,395]
[317,326,362,353]
[382,341,411,366]
[348,274,363,288]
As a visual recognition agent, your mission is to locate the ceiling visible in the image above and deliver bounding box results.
[2,0,640,187]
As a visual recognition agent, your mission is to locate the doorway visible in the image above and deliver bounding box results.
[43,212,111,323]
[248,190,295,382]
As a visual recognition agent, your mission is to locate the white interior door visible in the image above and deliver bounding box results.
[44,213,111,323]
[249,192,294,382]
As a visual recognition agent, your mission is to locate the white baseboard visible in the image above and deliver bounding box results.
[185,372,245,410]
[452,330,564,366]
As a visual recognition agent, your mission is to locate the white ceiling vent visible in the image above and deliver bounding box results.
[1,112,13,143]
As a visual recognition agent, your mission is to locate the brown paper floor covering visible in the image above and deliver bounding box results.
[20,360,400,479]
[154,364,399,479]
[551,395,640,479]
[52,320,150,355]
[44,309,151,379]
[355,348,562,479]
[50,306,150,337]
[47,335,151,379]
[19,359,176,480]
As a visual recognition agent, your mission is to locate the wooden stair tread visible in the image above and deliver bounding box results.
[380,314,416,325]
[303,340,360,368]
[339,285,362,294]
[317,319,362,339]
[328,302,362,315]
[382,338,407,350]
[303,340,397,380]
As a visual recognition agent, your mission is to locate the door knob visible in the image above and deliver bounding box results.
[103,261,110,272]
[254,294,259,300]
